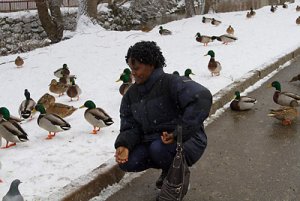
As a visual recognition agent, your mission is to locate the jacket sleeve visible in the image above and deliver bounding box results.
[114,92,142,151]
[170,77,212,142]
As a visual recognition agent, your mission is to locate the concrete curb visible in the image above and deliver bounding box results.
[53,46,300,201]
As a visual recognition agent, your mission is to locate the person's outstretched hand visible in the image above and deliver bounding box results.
[115,146,129,164]
[161,132,174,144]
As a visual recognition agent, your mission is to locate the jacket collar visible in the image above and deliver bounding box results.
[137,68,164,95]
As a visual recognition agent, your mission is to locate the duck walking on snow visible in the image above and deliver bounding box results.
[19,89,36,119]
[80,100,114,134]
[159,26,172,35]
[269,81,300,107]
[205,50,222,76]
[230,91,257,111]
[0,107,28,148]
[195,32,214,46]
[35,104,71,140]
[2,179,24,201]
[212,34,238,45]
[15,56,24,68]
[67,78,82,101]
[54,63,70,78]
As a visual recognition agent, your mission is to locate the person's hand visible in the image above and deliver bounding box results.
[161,132,174,144]
[115,146,129,164]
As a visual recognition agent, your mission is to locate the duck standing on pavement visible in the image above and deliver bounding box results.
[230,91,257,111]
[268,106,298,126]
[269,81,300,107]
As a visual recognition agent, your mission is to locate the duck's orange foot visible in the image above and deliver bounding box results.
[45,134,55,140]
[90,130,98,134]
[282,119,292,126]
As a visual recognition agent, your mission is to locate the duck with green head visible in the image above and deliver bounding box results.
[230,91,257,111]
[205,50,222,76]
[184,68,195,80]
[269,81,300,107]
[211,34,238,45]
[80,100,114,134]
[195,32,214,46]
[0,107,28,148]
[268,106,298,126]
[19,89,36,119]
[35,104,71,140]
[159,26,172,35]
[67,78,82,101]
[116,73,132,96]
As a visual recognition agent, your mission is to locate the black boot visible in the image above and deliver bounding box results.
[155,169,168,189]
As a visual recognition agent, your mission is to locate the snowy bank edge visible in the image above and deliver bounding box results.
[47,158,125,201]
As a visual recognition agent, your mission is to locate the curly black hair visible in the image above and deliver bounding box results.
[125,41,166,69]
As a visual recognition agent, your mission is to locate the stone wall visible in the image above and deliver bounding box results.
[0,1,180,56]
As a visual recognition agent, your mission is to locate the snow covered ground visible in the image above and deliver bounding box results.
[1,0,300,200]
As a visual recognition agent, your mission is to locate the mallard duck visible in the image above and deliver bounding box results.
[230,91,257,111]
[211,18,221,26]
[80,100,114,134]
[268,106,298,125]
[289,74,300,82]
[47,103,77,118]
[271,5,277,13]
[202,16,213,23]
[0,107,28,148]
[296,16,300,25]
[117,68,133,84]
[226,25,234,35]
[37,93,77,118]
[159,26,172,35]
[18,89,36,119]
[59,75,77,86]
[116,73,132,96]
[246,12,252,18]
[35,104,71,140]
[211,34,238,45]
[49,79,68,97]
[37,93,56,110]
[250,7,256,16]
[195,32,214,46]
[184,68,194,80]
[15,56,24,68]
[282,3,288,8]
[269,81,300,107]
[54,64,70,78]
[67,79,82,101]
[296,5,300,12]
[205,50,222,76]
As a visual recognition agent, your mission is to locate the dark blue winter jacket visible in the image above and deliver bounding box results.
[114,68,212,165]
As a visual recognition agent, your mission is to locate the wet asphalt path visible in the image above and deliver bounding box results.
[105,57,300,201]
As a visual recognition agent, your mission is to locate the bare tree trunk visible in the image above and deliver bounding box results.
[185,0,196,17]
[204,0,212,14]
[78,0,99,20]
[35,0,63,43]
